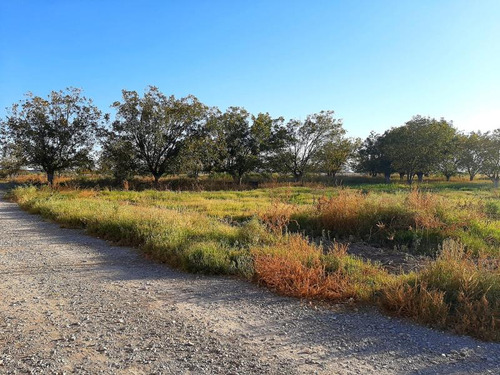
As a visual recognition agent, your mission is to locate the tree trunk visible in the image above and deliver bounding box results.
[494,178,499,189]
[47,172,55,186]
[384,172,391,184]
[153,174,160,187]
[406,173,414,185]
[293,172,302,182]
[399,172,405,181]
[416,172,424,183]
[445,175,451,181]
[469,174,474,181]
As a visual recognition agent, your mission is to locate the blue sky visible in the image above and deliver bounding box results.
[1,0,499,139]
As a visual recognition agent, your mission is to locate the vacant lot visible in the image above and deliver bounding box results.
[9,180,500,341]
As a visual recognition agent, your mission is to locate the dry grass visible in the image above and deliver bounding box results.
[253,235,357,301]
[7,185,500,341]
[380,240,500,341]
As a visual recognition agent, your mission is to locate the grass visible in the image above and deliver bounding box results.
[7,180,500,341]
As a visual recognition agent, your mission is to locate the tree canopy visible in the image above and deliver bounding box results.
[111,86,208,183]
[1,88,103,184]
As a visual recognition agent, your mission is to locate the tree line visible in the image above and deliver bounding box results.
[356,116,500,187]
[1,87,499,187]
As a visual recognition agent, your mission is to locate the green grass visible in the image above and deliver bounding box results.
[7,183,500,341]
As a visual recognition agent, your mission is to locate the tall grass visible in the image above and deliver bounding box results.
[380,240,499,340]
[8,186,500,341]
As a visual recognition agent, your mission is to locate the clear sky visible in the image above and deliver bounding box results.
[1,0,499,139]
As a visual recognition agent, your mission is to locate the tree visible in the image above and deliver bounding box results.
[480,129,500,188]
[435,131,461,181]
[112,86,208,184]
[1,88,103,185]
[384,116,455,184]
[458,132,486,181]
[355,131,393,182]
[272,110,344,182]
[0,141,23,178]
[175,109,226,179]
[315,137,359,177]
[218,108,280,184]
[100,134,139,183]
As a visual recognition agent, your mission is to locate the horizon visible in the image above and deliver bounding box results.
[1,0,499,139]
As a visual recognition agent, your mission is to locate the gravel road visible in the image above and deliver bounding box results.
[1,194,499,374]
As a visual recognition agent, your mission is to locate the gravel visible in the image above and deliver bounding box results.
[0,194,499,374]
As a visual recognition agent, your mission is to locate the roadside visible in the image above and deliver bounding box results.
[0,191,499,374]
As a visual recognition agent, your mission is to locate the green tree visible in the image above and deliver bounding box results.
[435,130,461,181]
[458,132,486,181]
[355,131,394,182]
[384,116,455,184]
[100,134,139,183]
[112,86,208,184]
[272,110,344,182]
[315,137,360,177]
[480,129,500,188]
[218,108,279,184]
[0,142,23,178]
[1,88,103,185]
[175,109,226,179]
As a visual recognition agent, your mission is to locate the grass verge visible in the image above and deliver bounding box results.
[7,186,500,341]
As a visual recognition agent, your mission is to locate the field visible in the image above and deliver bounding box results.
[6,176,500,341]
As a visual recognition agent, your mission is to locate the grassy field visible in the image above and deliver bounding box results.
[6,178,500,341]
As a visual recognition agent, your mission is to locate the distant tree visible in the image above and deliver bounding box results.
[100,134,139,183]
[384,116,455,184]
[355,131,393,182]
[218,108,280,184]
[480,129,500,188]
[0,141,24,178]
[271,110,344,182]
[315,137,360,177]
[458,132,486,181]
[175,109,226,179]
[435,130,461,181]
[112,86,208,184]
[1,88,104,185]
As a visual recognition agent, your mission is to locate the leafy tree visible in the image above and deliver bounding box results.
[272,110,344,182]
[0,141,24,178]
[1,88,103,185]
[315,137,360,177]
[435,131,461,181]
[218,108,280,184]
[384,116,455,184]
[458,132,486,181]
[480,129,500,188]
[112,86,208,184]
[355,131,393,182]
[175,109,226,179]
[100,134,139,183]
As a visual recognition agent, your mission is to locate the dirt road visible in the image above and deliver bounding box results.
[0,195,499,374]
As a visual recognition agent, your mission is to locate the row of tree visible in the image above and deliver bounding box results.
[1,87,499,187]
[0,87,357,185]
[356,116,500,187]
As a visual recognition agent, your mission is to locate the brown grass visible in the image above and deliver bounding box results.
[253,235,357,301]
[380,240,500,340]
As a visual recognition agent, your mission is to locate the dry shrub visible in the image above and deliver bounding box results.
[253,235,356,301]
[380,239,500,341]
[315,190,365,235]
[259,200,298,234]
[380,279,449,327]
[454,293,499,341]
[406,189,445,230]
